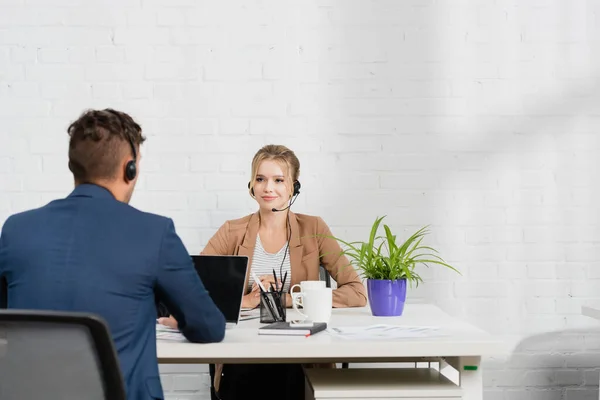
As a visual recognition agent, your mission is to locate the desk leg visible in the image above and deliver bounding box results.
[459,356,482,400]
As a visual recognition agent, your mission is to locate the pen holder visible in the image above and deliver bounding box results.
[260,291,286,323]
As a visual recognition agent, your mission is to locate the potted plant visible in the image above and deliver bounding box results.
[326,216,460,316]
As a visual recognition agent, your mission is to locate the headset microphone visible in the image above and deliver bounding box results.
[272,204,291,212]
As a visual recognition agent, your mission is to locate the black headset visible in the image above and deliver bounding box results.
[248,180,301,197]
[124,135,137,181]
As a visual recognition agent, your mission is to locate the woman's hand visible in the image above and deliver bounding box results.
[241,291,261,309]
[243,275,283,309]
[251,275,282,292]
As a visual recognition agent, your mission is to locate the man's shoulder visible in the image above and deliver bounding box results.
[1,206,48,232]
[120,204,172,228]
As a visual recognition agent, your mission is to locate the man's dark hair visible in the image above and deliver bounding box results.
[67,108,146,183]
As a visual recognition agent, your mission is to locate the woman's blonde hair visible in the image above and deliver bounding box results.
[249,144,300,198]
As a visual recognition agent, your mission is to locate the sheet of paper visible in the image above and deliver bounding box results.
[156,324,187,342]
[327,324,444,340]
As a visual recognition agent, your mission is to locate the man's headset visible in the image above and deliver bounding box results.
[248,180,301,212]
[124,135,137,181]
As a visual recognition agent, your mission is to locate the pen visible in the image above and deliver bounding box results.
[272,268,278,291]
[280,271,288,295]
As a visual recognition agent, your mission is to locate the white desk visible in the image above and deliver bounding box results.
[157,304,506,400]
[582,304,600,400]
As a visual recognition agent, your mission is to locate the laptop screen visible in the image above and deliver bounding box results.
[190,255,248,323]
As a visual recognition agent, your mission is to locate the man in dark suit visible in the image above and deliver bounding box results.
[0,109,226,400]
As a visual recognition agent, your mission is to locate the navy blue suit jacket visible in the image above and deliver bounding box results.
[0,184,226,400]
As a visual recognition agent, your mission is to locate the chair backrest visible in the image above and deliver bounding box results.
[319,265,331,288]
[0,310,126,400]
[0,277,6,309]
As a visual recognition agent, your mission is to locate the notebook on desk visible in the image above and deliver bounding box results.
[258,321,327,336]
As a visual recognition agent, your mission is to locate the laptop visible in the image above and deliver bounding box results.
[191,255,257,327]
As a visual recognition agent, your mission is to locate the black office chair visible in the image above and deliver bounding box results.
[318,265,349,369]
[0,277,7,309]
[318,264,331,288]
[0,310,126,400]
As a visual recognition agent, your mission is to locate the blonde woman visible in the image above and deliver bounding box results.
[203,144,367,309]
[204,144,366,400]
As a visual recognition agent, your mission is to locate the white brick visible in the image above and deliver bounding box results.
[588,263,600,279]
[122,83,152,99]
[570,282,600,298]
[9,82,39,97]
[146,136,205,155]
[92,83,120,99]
[0,64,25,80]
[556,298,585,315]
[156,9,187,26]
[556,264,586,279]
[68,47,95,63]
[466,263,498,279]
[171,374,207,391]
[95,46,125,63]
[170,27,221,46]
[189,155,221,172]
[0,174,22,191]
[10,46,36,62]
[507,245,565,262]
[0,157,10,173]
[204,62,262,81]
[26,65,85,82]
[0,28,110,45]
[63,7,127,26]
[113,28,170,45]
[37,48,69,63]
[454,281,509,298]
[526,264,556,279]
[0,99,50,117]
[526,298,555,314]
[85,64,144,81]
[157,155,190,172]
[13,155,43,173]
[566,245,599,262]
[146,174,202,192]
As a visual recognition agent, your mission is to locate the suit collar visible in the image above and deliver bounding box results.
[68,184,116,200]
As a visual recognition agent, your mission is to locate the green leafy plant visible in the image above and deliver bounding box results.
[324,216,460,286]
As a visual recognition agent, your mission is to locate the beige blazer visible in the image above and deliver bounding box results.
[203,211,363,392]
[202,211,367,308]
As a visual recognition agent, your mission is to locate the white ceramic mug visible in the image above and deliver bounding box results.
[290,280,326,296]
[291,287,332,323]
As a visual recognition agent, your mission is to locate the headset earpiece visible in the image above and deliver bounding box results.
[247,181,254,197]
[125,160,136,181]
[293,180,301,196]
[125,136,137,181]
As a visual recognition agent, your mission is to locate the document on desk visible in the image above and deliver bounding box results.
[328,325,444,340]
[156,324,187,342]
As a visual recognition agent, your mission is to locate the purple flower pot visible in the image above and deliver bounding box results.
[367,279,407,316]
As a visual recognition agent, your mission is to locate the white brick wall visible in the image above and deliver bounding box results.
[1,0,599,399]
